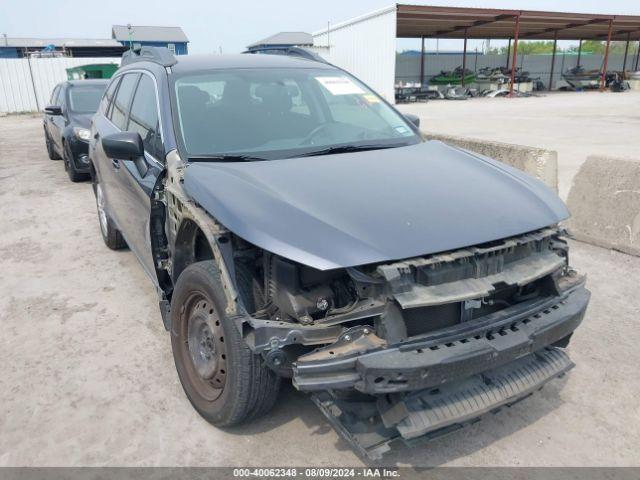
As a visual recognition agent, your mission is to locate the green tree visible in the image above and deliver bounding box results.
[488,41,558,55]
[488,40,637,56]
[567,40,630,54]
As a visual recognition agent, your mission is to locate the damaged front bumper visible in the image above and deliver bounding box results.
[293,286,588,459]
[312,346,574,459]
[293,287,589,394]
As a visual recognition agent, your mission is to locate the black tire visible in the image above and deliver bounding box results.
[94,175,127,250]
[64,141,88,183]
[45,130,61,160]
[170,261,280,426]
[235,260,266,313]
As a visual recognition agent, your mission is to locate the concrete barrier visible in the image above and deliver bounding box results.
[422,132,558,192]
[566,155,640,257]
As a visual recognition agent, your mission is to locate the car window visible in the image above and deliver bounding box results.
[127,74,161,158]
[67,84,107,114]
[100,78,120,116]
[50,86,60,105]
[54,86,65,107]
[173,68,419,159]
[317,84,391,132]
[110,73,139,130]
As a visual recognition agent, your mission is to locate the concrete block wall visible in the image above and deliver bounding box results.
[566,155,640,257]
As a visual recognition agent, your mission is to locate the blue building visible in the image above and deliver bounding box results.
[112,25,189,55]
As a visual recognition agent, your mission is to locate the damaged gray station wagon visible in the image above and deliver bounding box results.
[89,46,589,458]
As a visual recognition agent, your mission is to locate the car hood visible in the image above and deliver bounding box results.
[183,141,569,270]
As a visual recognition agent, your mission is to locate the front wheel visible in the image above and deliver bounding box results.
[64,142,88,182]
[170,261,280,426]
[94,176,127,250]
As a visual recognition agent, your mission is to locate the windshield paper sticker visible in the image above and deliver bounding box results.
[316,76,365,95]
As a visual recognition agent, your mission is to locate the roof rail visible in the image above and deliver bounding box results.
[242,46,327,64]
[121,46,178,67]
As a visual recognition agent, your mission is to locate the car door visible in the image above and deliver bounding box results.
[90,74,121,183]
[44,85,60,139]
[49,85,67,152]
[113,72,164,283]
[95,73,140,237]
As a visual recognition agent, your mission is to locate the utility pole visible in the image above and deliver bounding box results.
[127,24,134,51]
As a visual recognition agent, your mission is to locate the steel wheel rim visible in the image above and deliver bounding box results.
[182,293,227,401]
[96,183,109,237]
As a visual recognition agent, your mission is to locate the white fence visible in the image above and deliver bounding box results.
[0,57,121,113]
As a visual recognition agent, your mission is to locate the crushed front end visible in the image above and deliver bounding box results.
[237,227,589,458]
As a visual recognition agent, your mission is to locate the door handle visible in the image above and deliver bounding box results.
[111,158,120,170]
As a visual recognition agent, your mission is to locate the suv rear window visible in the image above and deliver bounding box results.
[67,84,107,114]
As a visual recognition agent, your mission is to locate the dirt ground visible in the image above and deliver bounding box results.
[0,114,639,467]
[398,90,640,200]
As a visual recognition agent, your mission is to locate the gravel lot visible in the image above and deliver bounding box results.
[0,114,639,467]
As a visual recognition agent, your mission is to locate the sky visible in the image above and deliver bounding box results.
[2,0,640,54]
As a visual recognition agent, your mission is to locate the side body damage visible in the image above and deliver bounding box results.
[154,151,589,458]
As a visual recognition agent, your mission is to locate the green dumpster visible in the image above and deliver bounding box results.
[66,63,119,80]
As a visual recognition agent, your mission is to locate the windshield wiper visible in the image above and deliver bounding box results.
[294,144,400,158]
[188,154,267,162]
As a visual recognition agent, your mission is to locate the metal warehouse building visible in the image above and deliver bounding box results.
[312,4,640,101]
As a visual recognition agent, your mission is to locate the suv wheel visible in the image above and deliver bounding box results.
[64,142,87,182]
[170,261,280,426]
[94,177,127,250]
[45,130,61,160]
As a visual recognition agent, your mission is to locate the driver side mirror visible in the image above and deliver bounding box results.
[44,105,62,116]
[404,113,420,129]
[102,132,144,160]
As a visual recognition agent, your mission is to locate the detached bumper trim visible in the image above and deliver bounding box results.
[394,346,573,439]
[294,287,589,394]
[312,346,573,459]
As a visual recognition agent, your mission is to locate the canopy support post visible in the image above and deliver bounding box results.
[420,36,425,86]
[506,38,511,69]
[549,31,558,91]
[635,40,640,71]
[577,39,582,67]
[600,19,613,91]
[622,32,631,72]
[509,14,521,97]
[462,28,468,86]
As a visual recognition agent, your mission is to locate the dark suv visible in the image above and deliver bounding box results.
[44,79,109,181]
[89,47,589,458]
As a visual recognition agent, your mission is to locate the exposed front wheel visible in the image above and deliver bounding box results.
[64,142,88,182]
[170,261,280,426]
[94,178,127,250]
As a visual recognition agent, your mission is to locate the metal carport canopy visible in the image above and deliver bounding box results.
[396,5,640,41]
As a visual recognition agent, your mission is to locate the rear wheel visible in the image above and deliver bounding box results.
[94,177,127,250]
[171,261,280,426]
[45,130,61,160]
[64,142,88,182]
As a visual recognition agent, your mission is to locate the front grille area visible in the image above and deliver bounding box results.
[377,227,562,292]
